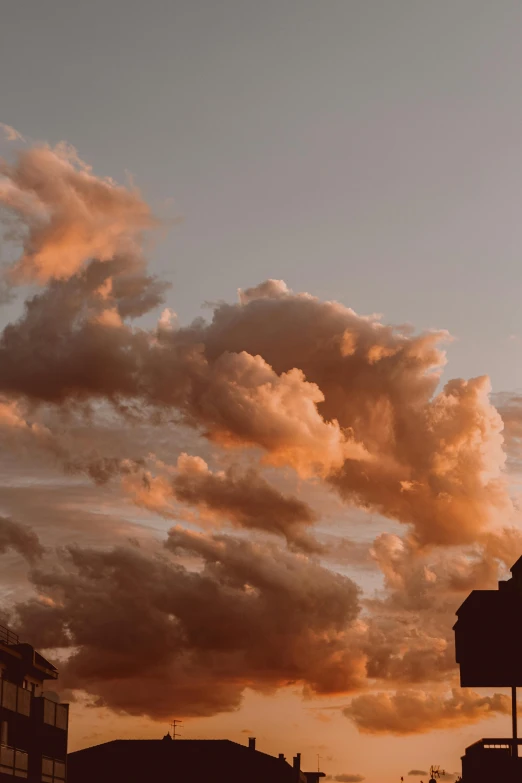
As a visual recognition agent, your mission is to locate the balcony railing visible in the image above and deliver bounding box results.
[0,680,32,717]
[0,624,19,646]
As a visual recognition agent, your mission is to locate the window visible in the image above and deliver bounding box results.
[42,756,53,781]
[0,745,14,774]
[0,747,28,779]
[42,757,65,783]
[14,750,28,778]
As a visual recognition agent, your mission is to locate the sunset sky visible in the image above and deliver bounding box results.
[2,2,522,781]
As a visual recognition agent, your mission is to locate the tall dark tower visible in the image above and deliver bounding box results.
[454,556,522,688]
[0,622,68,783]
[454,557,522,781]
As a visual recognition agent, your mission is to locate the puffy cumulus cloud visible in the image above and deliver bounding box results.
[0,257,165,403]
[494,392,522,467]
[369,526,522,620]
[343,688,510,735]
[170,282,509,546]
[13,529,363,719]
[479,527,522,570]
[0,280,355,478]
[370,532,503,611]
[0,391,323,555]
[140,344,365,477]
[358,527,522,689]
[123,453,321,551]
[0,138,519,737]
[184,351,362,477]
[0,516,44,562]
[362,618,456,689]
[0,142,510,543]
[238,279,290,304]
[0,143,157,282]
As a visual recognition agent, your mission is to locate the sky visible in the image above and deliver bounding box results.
[2,2,522,781]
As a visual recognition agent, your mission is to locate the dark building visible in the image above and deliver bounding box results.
[455,556,522,780]
[454,556,522,687]
[461,738,522,783]
[0,623,68,783]
[68,737,324,783]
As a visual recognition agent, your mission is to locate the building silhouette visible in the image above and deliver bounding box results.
[454,557,522,782]
[461,738,522,782]
[0,622,68,783]
[454,557,522,688]
[67,737,325,783]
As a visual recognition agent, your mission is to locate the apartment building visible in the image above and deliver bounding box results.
[0,623,68,783]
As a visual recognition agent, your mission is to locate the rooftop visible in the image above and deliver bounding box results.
[68,738,315,783]
[0,622,59,680]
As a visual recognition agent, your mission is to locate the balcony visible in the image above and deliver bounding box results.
[1,685,68,729]
[46,699,67,731]
[0,626,19,647]
[0,681,31,717]
[0,745,28,778]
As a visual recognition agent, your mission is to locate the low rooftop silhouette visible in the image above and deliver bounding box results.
[67,737,324,783]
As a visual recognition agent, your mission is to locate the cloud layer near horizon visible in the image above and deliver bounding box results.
[0,137,519,736]
[13,528,363,717]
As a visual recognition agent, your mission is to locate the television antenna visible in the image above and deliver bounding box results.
[169,720,183,739]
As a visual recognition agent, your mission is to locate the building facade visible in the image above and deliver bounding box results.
[0,623,68,783]
[461,738,522,782]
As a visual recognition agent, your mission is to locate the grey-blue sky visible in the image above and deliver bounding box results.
[2,0,522,392]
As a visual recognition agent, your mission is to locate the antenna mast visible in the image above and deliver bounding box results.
[170,720,183,739]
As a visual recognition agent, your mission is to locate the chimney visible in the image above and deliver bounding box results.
[293,753,301,781]
[279,753,286,761]
[248,737,256,751]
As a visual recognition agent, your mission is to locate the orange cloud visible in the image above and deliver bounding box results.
[344,688,510,734]
[0,144,157,282]
[0,516,44,563]
[124,453,321,551]
[14,531,363,718]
